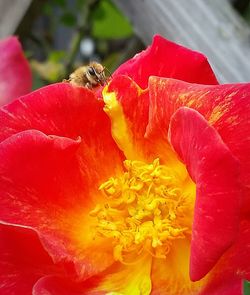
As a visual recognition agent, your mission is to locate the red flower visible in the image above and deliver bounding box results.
[0,36,32,106]
[0,35,249,295]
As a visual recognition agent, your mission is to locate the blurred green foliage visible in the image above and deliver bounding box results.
[92,0,133,39]
[245,281,250,295]
[17,0,250,90]
[245,7,250,23]
[18,0,143,89]
[60,12,77,27]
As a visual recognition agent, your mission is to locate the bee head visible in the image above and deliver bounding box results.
[88,67,96,77]
[87,65,106,86]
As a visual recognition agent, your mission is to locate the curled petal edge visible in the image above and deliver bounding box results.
[168,107,241,281]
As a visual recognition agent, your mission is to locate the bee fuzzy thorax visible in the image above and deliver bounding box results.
[65,61,109,89]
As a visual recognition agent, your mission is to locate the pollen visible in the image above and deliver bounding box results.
[90,158,192,264]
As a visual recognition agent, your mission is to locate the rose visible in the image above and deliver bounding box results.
[0,35,249,295]
[0,36,31,106]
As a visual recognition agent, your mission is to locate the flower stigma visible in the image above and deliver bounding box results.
[90,158,191,264]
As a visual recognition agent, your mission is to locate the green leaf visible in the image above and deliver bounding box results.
[42,3,53,16]
[32,70,46,90]
[244,280,250,295]
[92,0,133,39]
[31,59,65,83]
[53,0,66,7]
[60,12,77,27]
[244,7,250,24]
[76,0,86,10]
[103,52,120,72]
[48,50,66,62]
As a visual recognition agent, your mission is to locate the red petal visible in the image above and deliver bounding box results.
[200,277,242,295]
[223,219,250,281]
[147,77,250,139]
[151,239,206,294]
[0,36,32,106]
[0,130,117,279]
[104,76,194,170]
[169,107,241,281]
[0,130,82,223]
[33,257,152,295]
[209,86,250,214]
[231,219,250,281]
[114,35,218,89]
[33,275,110,295]
[0,82,124,184]
[147,77,250,212]
[199,219,250,294]
[105,75,180,164]
[106,75,149,143]
[0,223,61,295]
[33,276,87,295]
[0,83,111,141]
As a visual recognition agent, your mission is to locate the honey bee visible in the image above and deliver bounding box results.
[64,61,111,89]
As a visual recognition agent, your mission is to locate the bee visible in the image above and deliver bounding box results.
[64,61,111,89]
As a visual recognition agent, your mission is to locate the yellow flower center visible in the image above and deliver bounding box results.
[83,85,204,295]
[90,158,191,264]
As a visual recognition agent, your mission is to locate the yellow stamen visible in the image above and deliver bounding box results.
[90,158,192,264]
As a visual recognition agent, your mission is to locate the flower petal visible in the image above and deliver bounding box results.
[198,220,249,294]
[168,107,241,281]
[200,277,242,295]
[104,75,185,169]
[33,275,87,295]
[151,239,206,295]
[0,223,61,295]
[104,76,197,176]
[230,219,250,281]
[114,35,218,88]
[103,75,152,161]
[105,75,149,143]
[200,255,243,295]
[0,82,125,279]
[217,219,250,281]
[0,82,124,187]
[0,83,109,141]
[0,130,117,280]
[209,85,250,214]
[147,77,250,212]
[33,258,152,295]
[0,36,32,106]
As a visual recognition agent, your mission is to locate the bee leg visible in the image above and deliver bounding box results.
[85,82,93,89]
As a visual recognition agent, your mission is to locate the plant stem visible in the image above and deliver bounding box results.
[65,0,99,75]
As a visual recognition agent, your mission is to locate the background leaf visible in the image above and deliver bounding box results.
[92,0,133,39]
[60,12,77,27]
[244,280,250,295]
